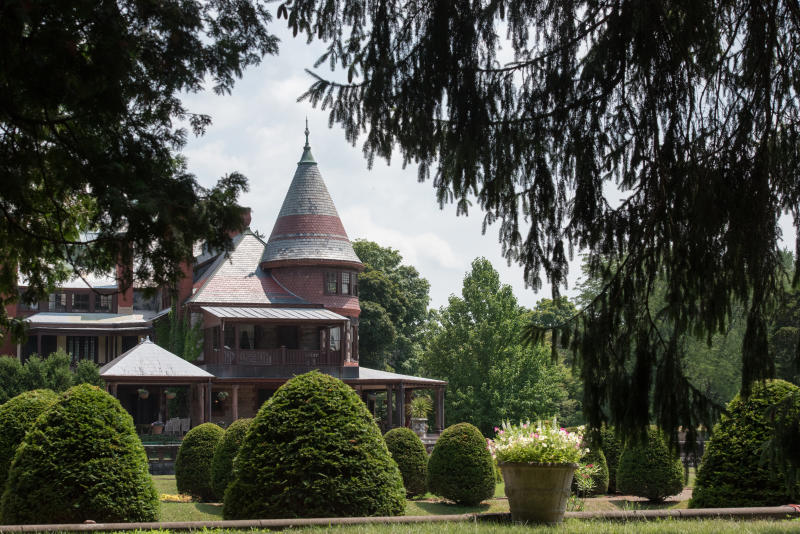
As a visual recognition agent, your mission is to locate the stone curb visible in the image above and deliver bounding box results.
[0,506,798,532]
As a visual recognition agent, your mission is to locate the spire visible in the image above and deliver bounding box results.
[261,134,362,269]
[299,118,316,164]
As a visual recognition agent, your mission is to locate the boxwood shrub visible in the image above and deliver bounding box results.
[427,422,495,506]
[0,389,59,488]
[175,422,224,501]
[690,379,800,508]
[223,371,405,519]
[599,426,622,493]
[616,427,683,502]
[384,427,428,497]
[0,384,158,524]
[211,418,253,498]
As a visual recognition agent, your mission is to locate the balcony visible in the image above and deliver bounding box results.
[222,347,341,366]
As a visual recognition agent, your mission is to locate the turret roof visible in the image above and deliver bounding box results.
[261,130,362,268]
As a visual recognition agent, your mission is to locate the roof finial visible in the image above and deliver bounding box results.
[304,117,310,149]
[299,117,316,164]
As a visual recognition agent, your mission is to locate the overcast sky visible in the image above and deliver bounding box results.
[181,20,797,311]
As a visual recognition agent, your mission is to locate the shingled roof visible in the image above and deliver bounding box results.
[261,130,362,269]
[100,338,213,379]
[188,230,307,305]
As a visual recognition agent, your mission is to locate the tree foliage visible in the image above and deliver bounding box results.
[0,0,279,345]
[154,306,203,362]
[421,258,570,435]
[0,351,102,404]
[277,0,800,439]
[352,240,430,373]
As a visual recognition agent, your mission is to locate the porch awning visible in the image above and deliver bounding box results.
[200,306,348,322]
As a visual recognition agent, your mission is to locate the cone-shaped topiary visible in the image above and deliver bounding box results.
[690,379,800,508]
[599,426,622,493]
[0,384,158,524]
[211,418,253,498]
[384,427,428,497]
[426,422,495,505]
[0,389,59,489]
[175,422,224,501]
[223,371,405,519]
[616,427,683,502]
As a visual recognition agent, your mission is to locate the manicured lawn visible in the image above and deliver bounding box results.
[110,519,800,533]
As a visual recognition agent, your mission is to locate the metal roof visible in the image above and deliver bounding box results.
[99,338,213,378]
[356,367,447,385]
[201,306,348,321]
[26,312,152,327]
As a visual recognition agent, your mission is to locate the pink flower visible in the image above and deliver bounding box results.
[494,427,499,433]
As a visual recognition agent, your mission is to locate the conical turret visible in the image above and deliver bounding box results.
[261,126,362,270]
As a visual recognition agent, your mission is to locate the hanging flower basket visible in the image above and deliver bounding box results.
[165,390,177,400]
[138,388,150,400]
[217,391,229,401]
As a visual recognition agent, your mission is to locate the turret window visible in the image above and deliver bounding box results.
[325,272,338,294]
[341,272,350,294]
[324,271,359,295]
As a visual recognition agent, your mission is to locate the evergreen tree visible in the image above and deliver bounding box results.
[277,0,800,438]
[1,0,279,346]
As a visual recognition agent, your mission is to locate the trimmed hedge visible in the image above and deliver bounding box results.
[223,371,405,519]
[427,423,495,506]
[600,426,622,493]
[211,418,253,498]
[175,422,224,501]
[690,379,800,508]
[0,384,158,524]
[384,427,428,497]
[0,389,59,488]
[616,427,683,502]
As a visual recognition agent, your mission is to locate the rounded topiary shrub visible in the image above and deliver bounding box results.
[616,427,683,502]
[572,448,609,496]
[0,384,158,524]
[223,371,405,519]
[690,379,800,508]
[211,418,253,498]
[600,426,622,493]
[0,389,59,488]
[175,422,225,501]
[384,427,428,497]
[426,422,495,506]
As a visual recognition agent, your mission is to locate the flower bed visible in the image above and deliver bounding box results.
[488,419,587,464]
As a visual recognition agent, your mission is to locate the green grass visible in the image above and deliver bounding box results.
[108,518,800,533]
[159,502,223,522]
[152,475,178,495]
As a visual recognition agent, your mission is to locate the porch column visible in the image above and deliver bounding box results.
[397,384,406,428]
[232,385,239,421]
[36,333,42,356]
[385,385,393,430]
[435,387,445,433]
[205,381,212,423]
[197,384,205,426]
[404,388,413,427]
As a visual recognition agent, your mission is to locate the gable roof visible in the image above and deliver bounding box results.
[99,338,213,378]
[188,230,307,306]
[261,138,362,268]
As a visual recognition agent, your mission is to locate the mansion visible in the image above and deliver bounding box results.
[1,130,445,434]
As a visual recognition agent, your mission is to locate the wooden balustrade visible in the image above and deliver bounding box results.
[209,347,341,367]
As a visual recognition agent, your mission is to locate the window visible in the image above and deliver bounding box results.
[325,272,338,294]
[352,273,358,296]
[341,272,350,295]
[66,336,97,362]
[48,292,67,312]
[17,293,39,312]
[72,293,90,312]
[133,289,158,311]
[95,293,113,312]
[329,326,341,351]
[211,326,220,350]
[239,324,255,350]
[223,326,235,349]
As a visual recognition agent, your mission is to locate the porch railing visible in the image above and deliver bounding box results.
[219,348,341,366]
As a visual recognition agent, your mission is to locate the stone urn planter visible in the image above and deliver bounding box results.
[499,462,578,524]
[410,417,428,437]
